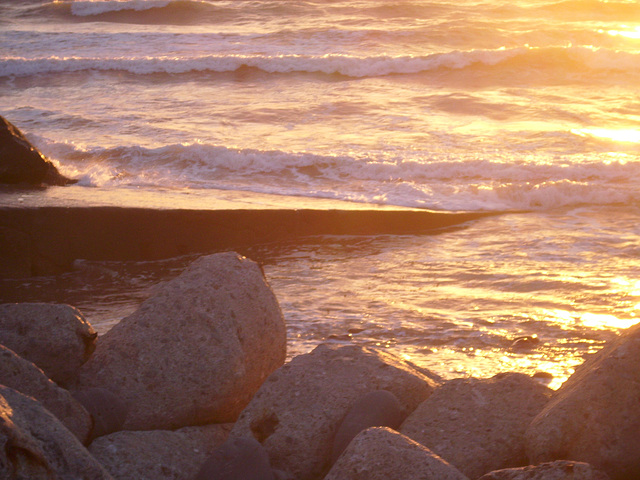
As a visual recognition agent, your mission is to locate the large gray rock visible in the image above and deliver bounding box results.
[0,303,97,386]
[0,344,92,443]
[194,436,275,480]
[331,389,404,463]
[76,252,286,430]
[230,343,439,480]
[525,323,640,480]
[400,373,551,480]
[0,385,113,480]
[0,115,74,186]
[478,460,610,480]
[89,423,232,480]
[325,427,469,480]
[72,388,128,440]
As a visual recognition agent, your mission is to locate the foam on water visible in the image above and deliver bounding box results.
[33,138,640,211]
[2,46,638,80]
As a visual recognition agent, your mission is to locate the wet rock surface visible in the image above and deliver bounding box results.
[0,115,74,186]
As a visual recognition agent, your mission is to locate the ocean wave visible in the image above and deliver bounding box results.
[36,139,640,211]
[535,0,640,21]
[2,46,638,80]
[29,0,229,24]
[70,0,174,16]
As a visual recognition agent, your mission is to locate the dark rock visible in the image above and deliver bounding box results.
[400,373,552,479]
[0,344,92,443]
[324,427,469,480]
[478,460,611,480]
[509,335,540,351]
[0,385,113,479]
[0,303,98,386]
[72,388,128,440]
[230,343,439,479]
[0,115,74,186]
[525,322,640,480]
[75,252,287,430]
[194,436,275,480]
[532,371,553,386]
[89,423,232,480]
[331,389,404,463]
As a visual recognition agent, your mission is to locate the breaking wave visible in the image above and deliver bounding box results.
[36,138,640,211]
[2,46,638,83]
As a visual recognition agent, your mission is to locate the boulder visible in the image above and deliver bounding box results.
[0,303,97,386]
[0,385,113,479]
[75,252,286,430]
[0,115,74,186]
[400,373,551,479]
[478,460,610,480]
[331,389,404,463]
[230,343,439,479]
[324,427,469,480]
[89,423,232,480]
[0,344,92,443]
[194,436,275,480]
[525,323,640,480]
[72,388,128,440]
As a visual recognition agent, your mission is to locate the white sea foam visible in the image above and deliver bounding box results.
[35,138,640,211]
[1,46,637,79]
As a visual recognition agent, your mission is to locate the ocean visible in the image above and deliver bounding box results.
[1,0,640,389]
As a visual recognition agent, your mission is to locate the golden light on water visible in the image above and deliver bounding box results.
[601,26,640,39]
[572,128,640,144]
[580,313,639,330]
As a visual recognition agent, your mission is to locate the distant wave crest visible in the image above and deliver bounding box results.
[69,0,175,16]
[2,46,638,80]
[33,0,222,23]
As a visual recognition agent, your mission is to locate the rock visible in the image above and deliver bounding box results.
[72,388,128,440]
[478,460,611,480]
[0,115,74,186]
[509,335,540,352]
[89,423,232,480]
[324,427,469,480]
[0,385,113,479]
[194,436,275,480]
[331,389,404,463]
[0,303,97,386]
[75,252,286,430]
[230,343,439,479]
[0,344,92,443]
[400,372,552,479]
[0,227,32,278]
[525,323,640,480]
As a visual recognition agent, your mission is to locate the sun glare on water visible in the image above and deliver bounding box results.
[601,26,640,39]
[572,128,640,144]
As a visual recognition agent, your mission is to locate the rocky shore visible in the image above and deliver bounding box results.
[1,251,638,480]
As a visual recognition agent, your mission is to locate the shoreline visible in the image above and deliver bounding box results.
[0,187,498,277]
